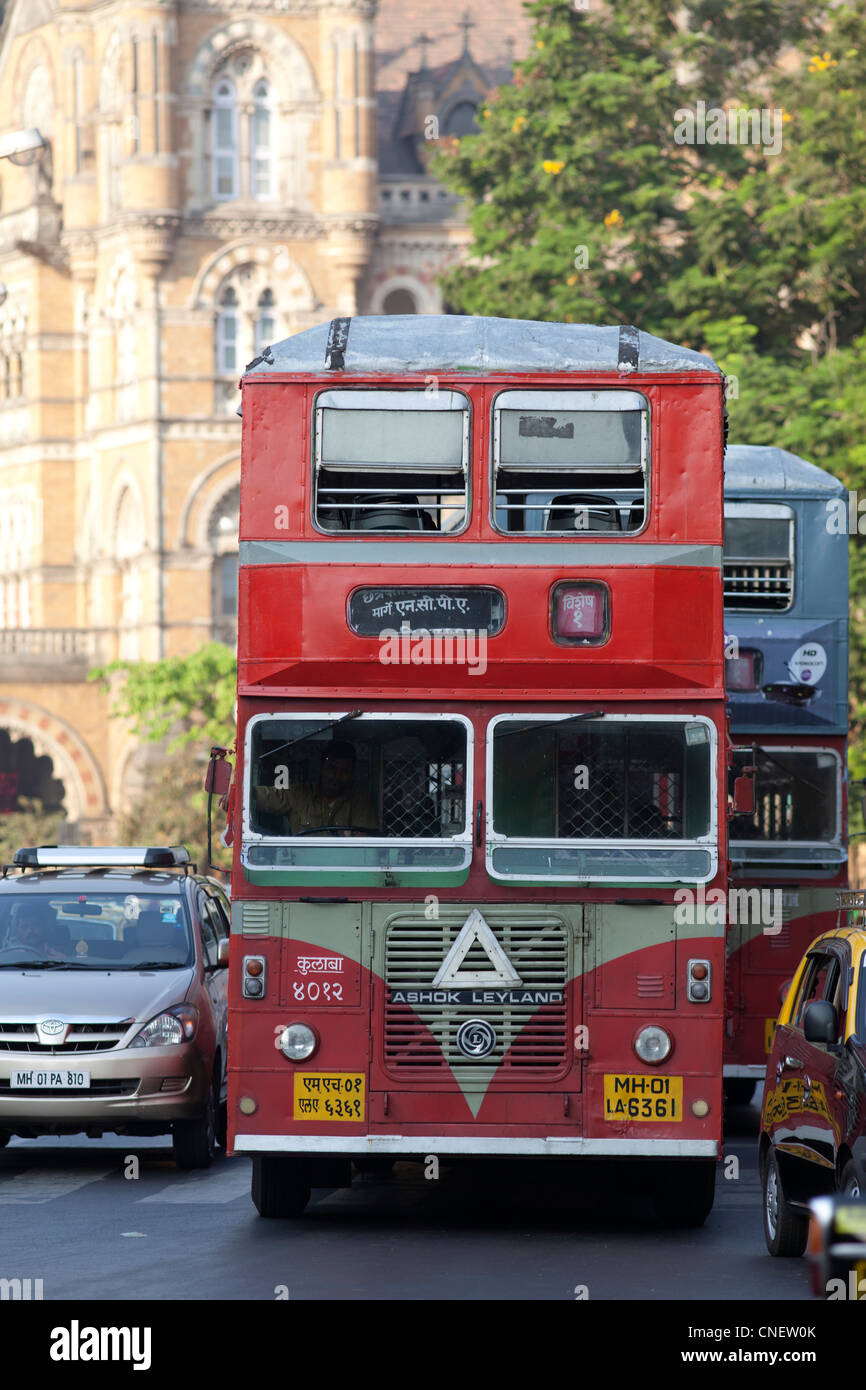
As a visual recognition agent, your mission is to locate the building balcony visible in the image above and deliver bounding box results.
[0,628,114,682]
[378,180,460,224]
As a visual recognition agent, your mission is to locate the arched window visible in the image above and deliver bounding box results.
[443,102,479,137]
[216,287,239,374]
[208,484,240,643]
[383,288,418,315]
[212,76,239,200]
[254,288,276,356]
[251,78,274,201]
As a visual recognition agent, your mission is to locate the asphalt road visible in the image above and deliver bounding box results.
[0,1092,813,1302]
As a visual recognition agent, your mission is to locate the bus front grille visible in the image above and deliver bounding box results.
[383,911,570,1072]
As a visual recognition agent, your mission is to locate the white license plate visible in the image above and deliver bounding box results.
[11,1069,91,1089]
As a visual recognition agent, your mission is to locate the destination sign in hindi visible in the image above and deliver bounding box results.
[348,587,505,636]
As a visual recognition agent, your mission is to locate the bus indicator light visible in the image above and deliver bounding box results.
[552,583,608,645]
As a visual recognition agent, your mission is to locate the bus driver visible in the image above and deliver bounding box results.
[254,741,379,836]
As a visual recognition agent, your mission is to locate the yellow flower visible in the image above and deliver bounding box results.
[536,40,545,48]
[482,108,491,118]
[781,109,792,123]
[566,273,578,285]
[512,114,526,133]
[604,208,623,228]
[808,50,838,71]
[542,159,564,174]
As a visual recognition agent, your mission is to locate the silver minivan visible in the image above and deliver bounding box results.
[0,846,229,1168]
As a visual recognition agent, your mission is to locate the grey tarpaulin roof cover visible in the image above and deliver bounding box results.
[724,444,845,497]
[244,315,723,378]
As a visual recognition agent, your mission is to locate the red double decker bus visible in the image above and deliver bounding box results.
[222,315,728,1225]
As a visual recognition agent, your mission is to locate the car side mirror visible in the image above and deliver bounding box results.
[732,774,755,816]
[217,937,230,968]
[803,999,839,1045]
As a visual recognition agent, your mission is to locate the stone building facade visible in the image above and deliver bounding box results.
[0,0,529,837]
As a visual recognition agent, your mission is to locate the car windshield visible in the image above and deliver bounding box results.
[0,893,193,969]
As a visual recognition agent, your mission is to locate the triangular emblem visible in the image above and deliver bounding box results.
[432,909,523,987]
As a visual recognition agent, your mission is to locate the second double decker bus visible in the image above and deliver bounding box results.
[221,315,729,1225]
[723,445,849,1103]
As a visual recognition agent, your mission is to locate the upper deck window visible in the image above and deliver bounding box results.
[724,503,794,610]
[729,747,840,846]
[492,390,648,535]
[313,389,469,534]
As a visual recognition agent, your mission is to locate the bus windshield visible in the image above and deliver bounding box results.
[730,748,839,846]
[489,716,716,882]
[244,715,470,872]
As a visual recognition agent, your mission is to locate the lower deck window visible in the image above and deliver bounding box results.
[489,716,715,882]
[244,715,469,872]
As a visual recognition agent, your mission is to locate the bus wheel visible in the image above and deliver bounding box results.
[251,1157,311,1218]
[653,1160,716,1228]
[723,1079,756,1107]
[762,1149,808,1256]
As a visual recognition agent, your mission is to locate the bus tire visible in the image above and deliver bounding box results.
[762,1149,808,1256]
[251,1157,310,1218]
[723,1079,756,1107]
[654,1160,716,1228]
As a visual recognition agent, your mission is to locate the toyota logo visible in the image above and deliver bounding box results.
[38,1019,65,1036]
[455,1018,497,1059]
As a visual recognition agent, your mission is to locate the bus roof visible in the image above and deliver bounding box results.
[724,444,845,497]
[243,314,722,379]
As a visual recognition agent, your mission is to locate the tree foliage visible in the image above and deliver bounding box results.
[90,642,236,753]
[435,0,866,760]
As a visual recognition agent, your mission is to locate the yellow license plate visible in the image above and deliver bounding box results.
[765,1017,777,1054]
[603,1073,683,1121]
[293,1072,365,1122]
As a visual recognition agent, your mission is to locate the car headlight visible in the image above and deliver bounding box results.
[278,1023,318,1061]
[633,1025,672,1065]
[130,1005,199,1048]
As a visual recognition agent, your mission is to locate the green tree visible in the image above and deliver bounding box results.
[89,643,237,868]
[0,799,73,866]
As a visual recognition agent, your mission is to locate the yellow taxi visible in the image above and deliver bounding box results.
[759,896,866,1257]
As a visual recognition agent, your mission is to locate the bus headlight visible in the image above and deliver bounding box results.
[278,1023,318,1061]
[633,1025,672,1065]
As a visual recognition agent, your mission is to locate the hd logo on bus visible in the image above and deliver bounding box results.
[387,909,564,1008]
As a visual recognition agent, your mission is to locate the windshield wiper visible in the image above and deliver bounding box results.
[119,961,186,971]
[258,710,362,764]
[0,960,94,970]
[495,710,605,739]
[746,746,827,797]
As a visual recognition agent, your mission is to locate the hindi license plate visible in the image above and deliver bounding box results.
[603,1073,683,1121]
[11,1069,90,1089]
[293,1071,365,1122]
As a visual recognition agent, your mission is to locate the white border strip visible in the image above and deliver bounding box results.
[234,1134,718,1157]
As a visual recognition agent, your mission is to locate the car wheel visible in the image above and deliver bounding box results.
[652,1161,716,1227]
[762,1149,808,1256]
[251,1157,310,1218]
[172,1072,217,1171]
[840,1160,861,1198]
[215,1093,228,1151]
[723,1079,757,1107]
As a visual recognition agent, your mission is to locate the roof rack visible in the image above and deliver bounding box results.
[8,846,194,874]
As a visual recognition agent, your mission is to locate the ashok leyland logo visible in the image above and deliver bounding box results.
[456,1019,497,1058]
[432,909,522,988]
